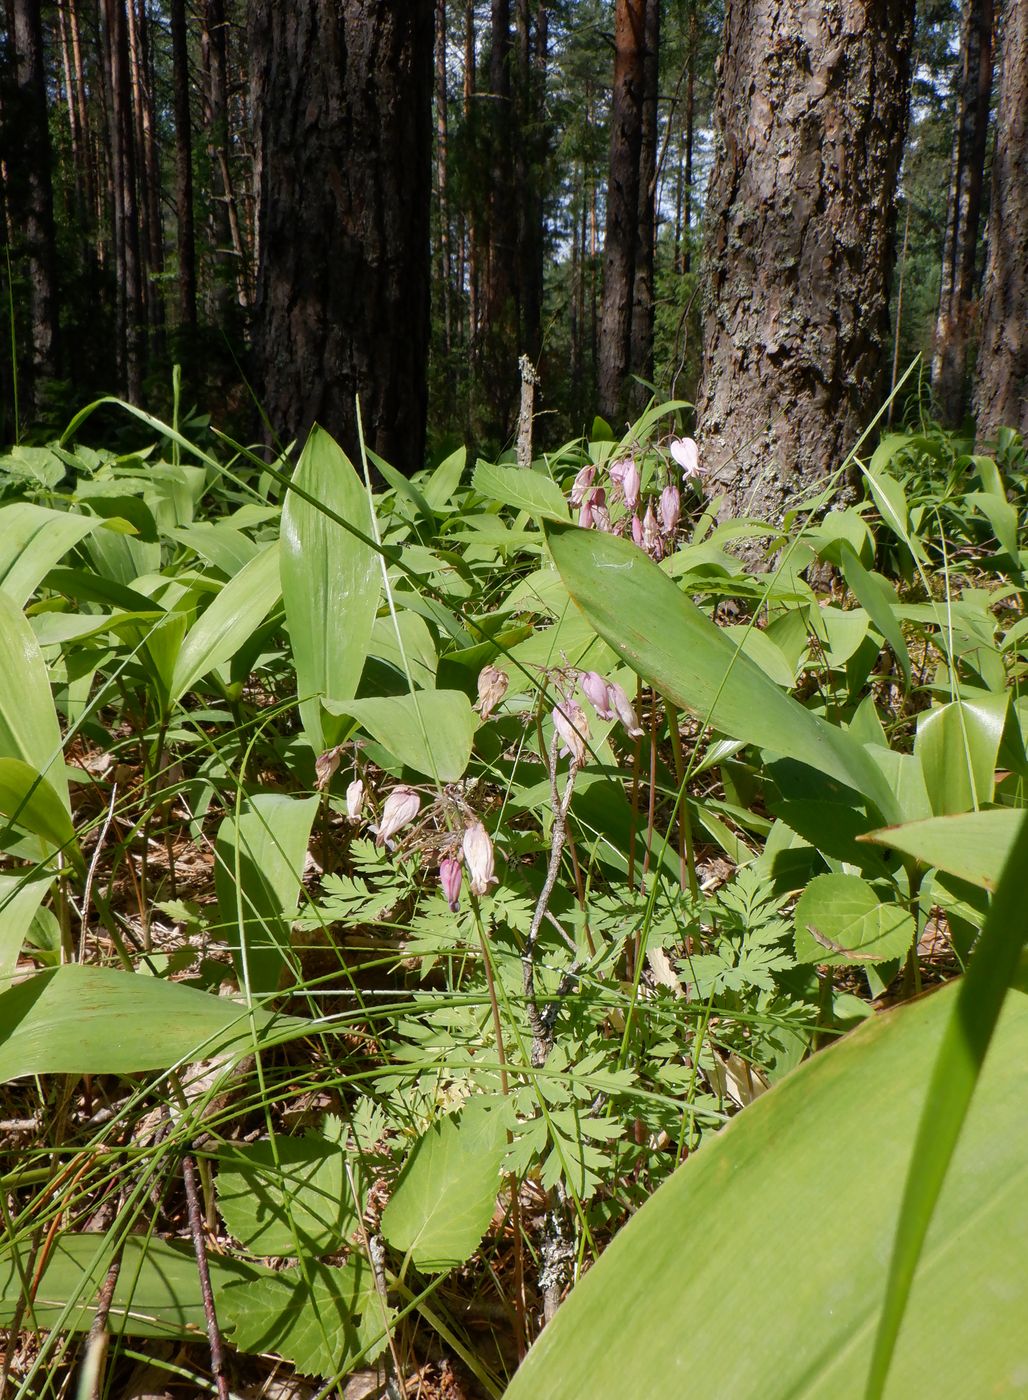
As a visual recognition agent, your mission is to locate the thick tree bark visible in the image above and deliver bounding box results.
[169,0,196,332]
[695,0,914,524]
[249,0,433,474]
[974,0,1028,440]
[628,0,659,408]
[932,0,993,423]
[3,0,61,407]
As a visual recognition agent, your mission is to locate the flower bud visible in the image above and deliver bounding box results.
[552,700,589,765]
[376,785,420,846]
[669,436,700,478]
[608,680,643,737]
[345,778,366,821]
[622,459,641,511]
[314,745,343,791]
[462,821,498,897]
[578,498,593,529]
[475,664,509,719]
[631,513,644,547]
[569,464,596,505]
[439,856,463,912]
[580,670,614,720]
[660,483,681,535]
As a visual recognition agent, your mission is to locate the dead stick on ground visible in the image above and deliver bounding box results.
[182,1152,230,1400]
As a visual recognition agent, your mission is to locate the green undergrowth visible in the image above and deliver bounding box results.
[0,392,1026,1396]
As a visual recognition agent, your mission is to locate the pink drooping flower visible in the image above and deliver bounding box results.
[669,437,700,478]
[608,456,631,486]
[660,483,681,535]
[376,785,420,846]
[622,459,641,512]
[315,745,343,791]
[345,778,366,821]
[552,700,589,765]
[631,513,644,547]
[608,680,643,738]
[591,502,612,532]
[462,821,498,897]
[578,497,594,529]
[642,502,660,555]
[439,856,463,912]
[475,664,509,719]
[569,464,596,506]
[580,670,615,720]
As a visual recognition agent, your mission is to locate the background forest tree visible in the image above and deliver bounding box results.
[0,0,1025,468]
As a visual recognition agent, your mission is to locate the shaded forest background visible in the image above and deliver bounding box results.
[0,0,1022,476]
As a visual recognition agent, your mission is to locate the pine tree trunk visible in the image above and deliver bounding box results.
[3,0,61,409]
[103,0,143,400]
[249,0,434,474]
[932,0,994,423]
[169,0,196,332]
[682,1,696,274]
[598,0,645,425]
[435,0,453,355]
[974,0,1028,440]
[695,0,914,524]
[629,0,659,409]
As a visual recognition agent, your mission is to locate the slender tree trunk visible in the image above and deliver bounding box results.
[598,0,645,424]
[629,0,659,408]
[67,0,96,226]
[932,0,994,423]
[102,0,143,400]
[682,1,696,274]
[3,0,62,408]
[514,0,546,363]
[170,0,196,332]
[250,0,434,473]
[974,0,1028,439]
[695,0,915,525]
[133,0,166,354]
[435,0,453,354]
[478,0,519,435]
[464,0,479,351]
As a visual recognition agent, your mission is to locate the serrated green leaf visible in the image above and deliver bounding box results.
[216,1133,359,1256]
[381,1100,506,1273]
[793,873,914,966]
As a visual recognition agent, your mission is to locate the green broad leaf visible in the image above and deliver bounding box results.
[836,543,912,689]
[722,625,794,687]
[368,446,435,525]
[216,1132,359,1257]
[504,971,1028,1400]
[544,523,900,821]
[808,604,869,668]
[861,808,1023,890]
[0,1234,262,1338]
[965,489,1021,565]
[381,1099,507,1274]
[472,460,570,522]
[0,589,69,809]
[214,792,319,995]
[170,541,282,702]
[0,759,77,860]
[0,964,306,1081]
[915,692,1008,815]
[0,502,96,607]
[281,426,381,751]
[170,521,260,575]
[324,689,477,783]
[422,445,466,510]
[0,872,53,986]
[793,873,915,965]
[368,610,438,687]
[220,1257,387,1377]
[866,815,1028,1396]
